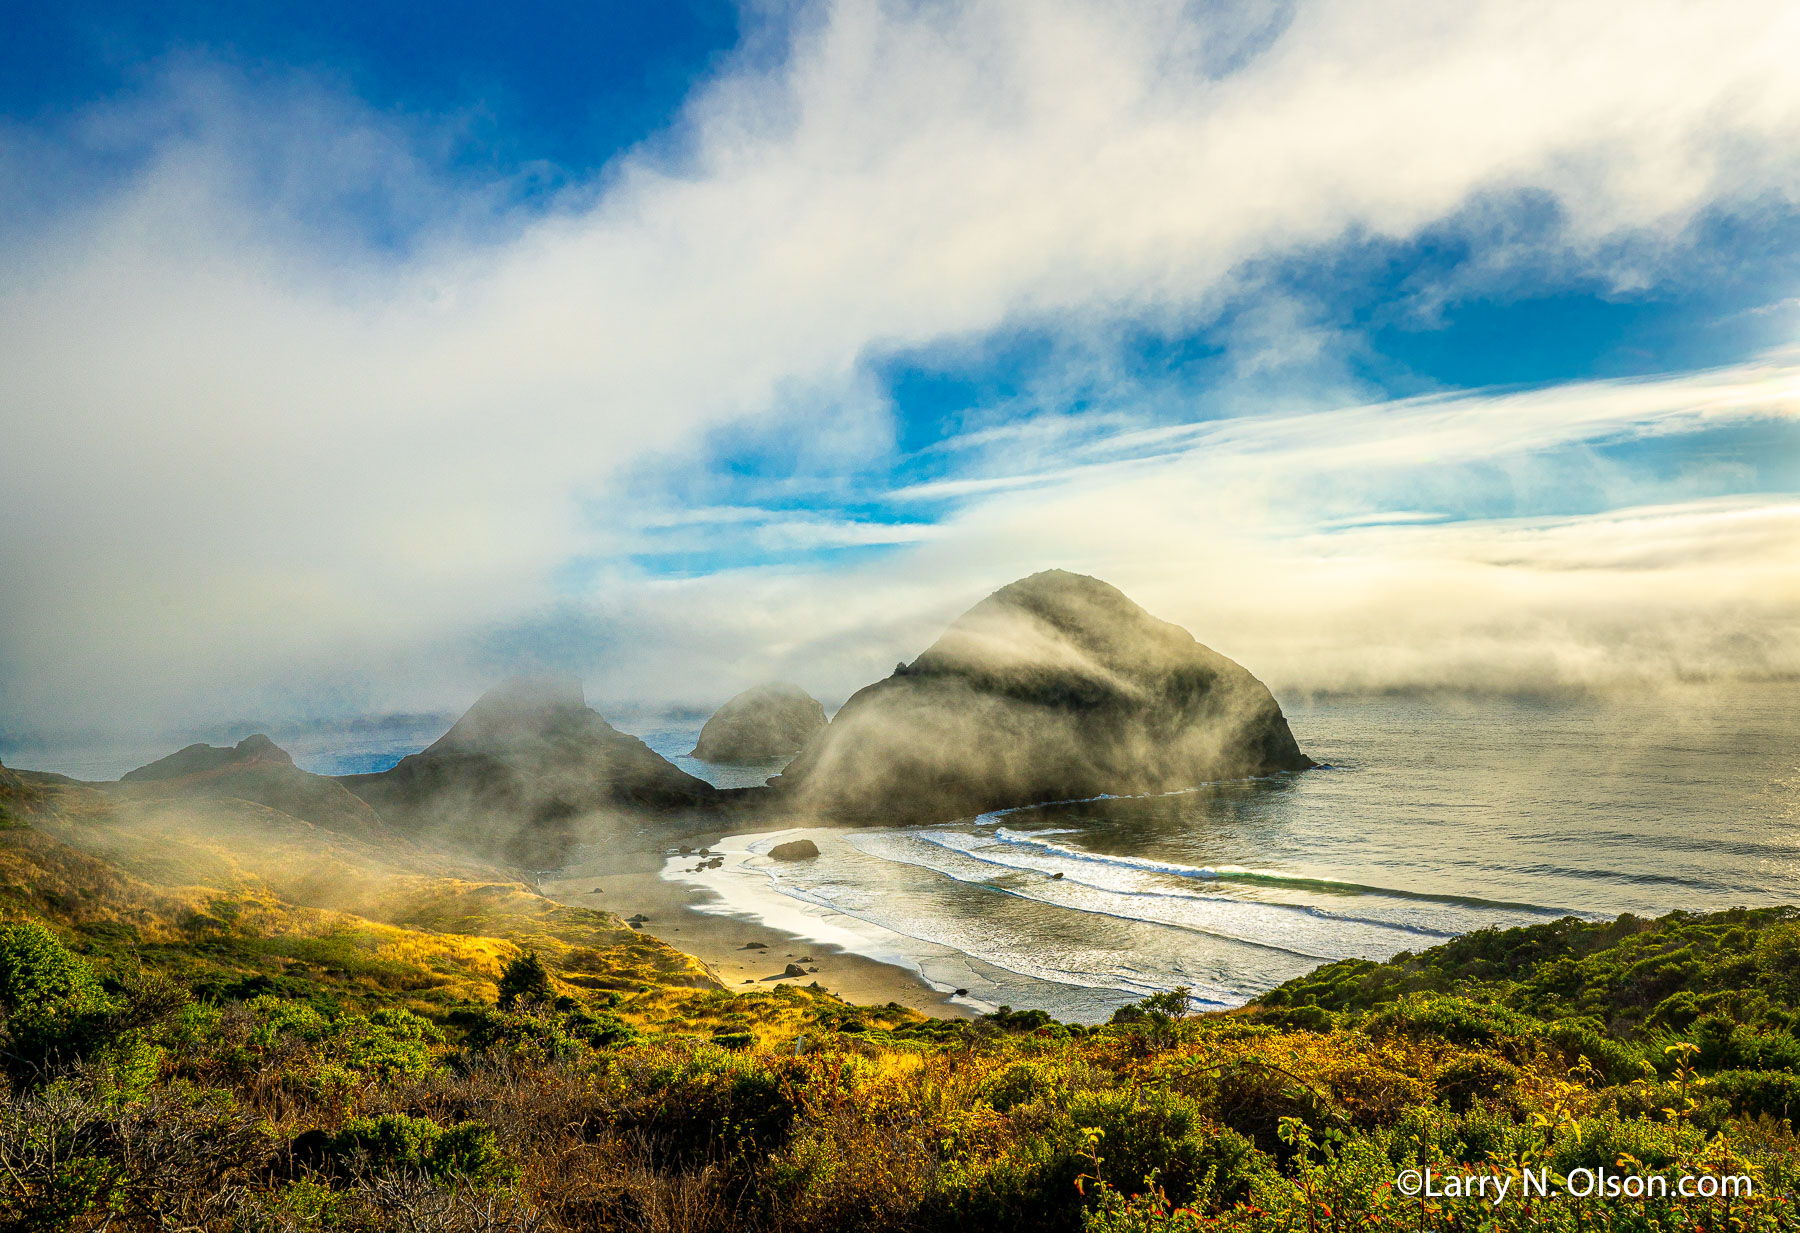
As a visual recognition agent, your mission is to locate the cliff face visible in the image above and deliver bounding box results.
[771,570,1312,822]
[691,683,827,762]
[117,735,384,836]
[343,677,717,865]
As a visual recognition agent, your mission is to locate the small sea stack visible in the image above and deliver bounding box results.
[691,683,827,762]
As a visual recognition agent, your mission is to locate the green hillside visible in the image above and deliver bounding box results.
[3,773,1800,1231]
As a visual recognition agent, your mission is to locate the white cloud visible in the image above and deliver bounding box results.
[3,0,1800,732]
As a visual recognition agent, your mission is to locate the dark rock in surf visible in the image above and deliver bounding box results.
[768,839,820,860]
[770,570,1312,823]
[691,683,827,762]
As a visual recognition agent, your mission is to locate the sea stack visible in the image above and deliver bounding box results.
[770,570,1312,822]
[691,683,827,762]
[342,676,717,864]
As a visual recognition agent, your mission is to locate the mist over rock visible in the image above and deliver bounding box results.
[770,570,1313,822]
[117,734,385,836]
[343,676,718,866]
[691,683,827,762]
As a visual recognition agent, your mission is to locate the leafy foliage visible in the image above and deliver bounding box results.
[7,888,1800,1230]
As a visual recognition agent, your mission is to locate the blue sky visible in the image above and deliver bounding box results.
[2,0,1798,734]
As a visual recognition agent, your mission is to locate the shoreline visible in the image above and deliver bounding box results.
[541,826,978,1018]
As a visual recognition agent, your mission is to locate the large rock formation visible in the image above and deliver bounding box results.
[770,570,1312,822]
[691,683,827,762]
[118,734,384,836]
[343,677,717,865]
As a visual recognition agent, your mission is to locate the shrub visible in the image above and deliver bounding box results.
[0,920,115,1086]
[978,1059,1068,1113]
[1547,1110,1703,1174]
[1543,1017,1650,1084]
[1707,1069,1800,1127]
[298,1113,516,1188]
[496,950,553,1011]
[1433,1053,1522,1112]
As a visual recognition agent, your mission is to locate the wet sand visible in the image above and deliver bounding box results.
[539,834,972,1017]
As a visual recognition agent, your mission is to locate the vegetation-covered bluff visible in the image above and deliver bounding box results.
[691,683,828,763]
[771,570,1313,821]
[7,766,1800,1233]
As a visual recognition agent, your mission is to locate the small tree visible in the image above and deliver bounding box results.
[496,950,553,1011]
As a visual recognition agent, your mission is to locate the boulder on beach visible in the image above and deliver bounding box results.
[783,963,807,977]
[691,683,827,762]
[768,838,821,860]
[770,570,1313,822]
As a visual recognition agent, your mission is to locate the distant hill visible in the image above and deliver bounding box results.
[123,733,291,782]
[342,677,718,866]
[772,570,1312,821]
[116,734,386,837]
[691,683,827,762]
[0,759,41,827]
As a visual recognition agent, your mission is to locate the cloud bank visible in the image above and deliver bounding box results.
[3,0,1799,736]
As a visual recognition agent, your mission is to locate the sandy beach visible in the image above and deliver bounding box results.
[540,829,974,1017]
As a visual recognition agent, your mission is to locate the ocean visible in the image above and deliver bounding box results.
[644,683,1800,1022]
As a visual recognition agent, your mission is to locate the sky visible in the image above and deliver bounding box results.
[2,0,1798,744]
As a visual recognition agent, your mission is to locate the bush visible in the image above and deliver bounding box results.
[0,920,115,1086]
[1433,1054,1522,1112]
[298,1113,516,1189]
[496,950,554,1011]
[1707,1069,1800,1127]
[1543,1017,1650,1084]
[978,1059,1068,1113]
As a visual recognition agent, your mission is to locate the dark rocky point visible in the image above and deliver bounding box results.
[770,570,1313,822]
[691,683,827,762]
[342,676,716,865]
